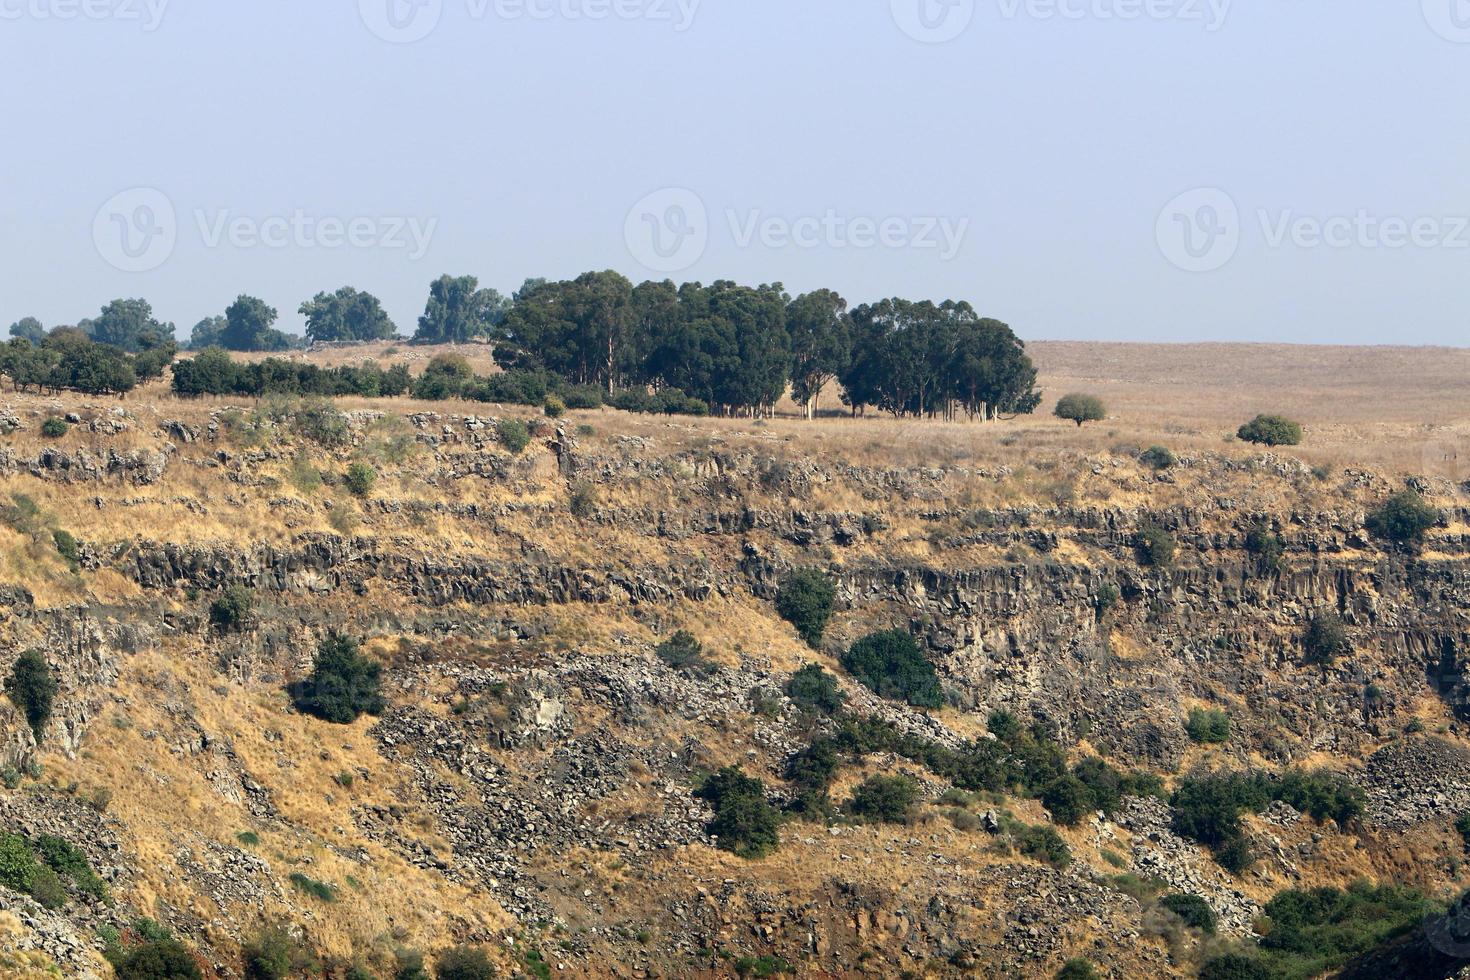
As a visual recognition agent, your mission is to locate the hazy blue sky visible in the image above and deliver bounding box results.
[2,1,1467,344]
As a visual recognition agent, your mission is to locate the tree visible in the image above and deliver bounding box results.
[411,353,475,400]
[495,271,635,390]
[188,316,228,350]
[1054,393,1106,427]
[210,585,255,633]
[1237,414,1302,446]
[775,569,836,647]
[435,946,494,980]
[1303,611,1350,666]
[1136,523,1176,566]
[222,295,291,352]
[695,767,782,858]
[1040,773,1095,826]
[90,298,173,352]
[8,317,44,343]
[294,635,385,724]
[1366,490,1440,546]
[299,287,397,343]
[414,275,506,344]
[848,774,919,823]
[1160,893,1218,935]
[841,630,943,709]
[786,289,852,419]
[343,462,377,498]
[5,650,57,740]
[785,664,844,714]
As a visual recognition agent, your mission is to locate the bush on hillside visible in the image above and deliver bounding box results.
[1186,707,1231,744]
[775,569,836,647]
[436,945,495,980]
[1366,490,1441,546]
[1054,393,1106,427]
[5,650,56,740]
[785,664,844,715]
[1303,611,1350,666]
[1237,414,1302,446]
[293,635,385,724]
[1139,446,1177,470]
[1136,523,1177,567]
[343,462,377,498]
[497,418,530,454]
[840,630,943,709]
[1160,893,1218,935]
[847,775,919,824]
[209,585,255,634]
[655,631,712,676]
[696,767,782,859]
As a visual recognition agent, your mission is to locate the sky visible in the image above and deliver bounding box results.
[1,0,1467,345]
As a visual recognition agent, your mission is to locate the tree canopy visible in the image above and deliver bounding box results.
[414,274,508,344]
[222,295,292,352]
[299,287,396,343]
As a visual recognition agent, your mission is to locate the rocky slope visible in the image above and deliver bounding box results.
[1,396,1469,978]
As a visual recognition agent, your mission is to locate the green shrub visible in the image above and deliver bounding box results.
[5,649,57,740]
[568,481,597,519]
[1094,582,1120,616]
[1254,881,1434,979]
[27,864,66,909]
[1456,812,1470,851]
[1160,893,1217,935]
[343,462,377,498]
[1237,414,1303,446]
[243,924,310,980]
[237,831,260,847]
[293,635,385,724]
[288,872,336,902]
[1136,523,1176,567]
[497,419,531,454]
[1056,959,1099,980]
[695,767,782,859]
[438,946,496,980]
[1054,393,1106,427]
[732,955,793,977]
[1186,707,1231,744]
[1274,769,1363,826]
[41,417,69,438]
[785,664,844,715]
[655,631,712,675]
[105,919,203,980]
[1244,523,1284,571]
[543,395,566,418]
[52,529,80,569]
[292,400,351,447]
[847,775,919,824]
[775,568,836,647]
[209,585,255,633]
[0,832,37,892]
[987,709,1023,742]
[394,948,430,980]
[841,630,943,709]
[1017,824,1071,868]
[785,739,840,812]
[1303,612,1350,666]
[1198,953,1271,980]
[34,833,107,900]
[1366,490,1441,546]
[1040,774,1096,827]
[1139,446,1177,470]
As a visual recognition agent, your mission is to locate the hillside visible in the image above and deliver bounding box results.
[1,342,1469,979]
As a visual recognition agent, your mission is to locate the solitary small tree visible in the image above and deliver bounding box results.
[1237,414,1302,446]
[1304,611,1350,667]
[294,635,385,724]
[775,569,837,648]
[5,651,57,741]
[1054,393,1106,427]
[1366,490,1440,546]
